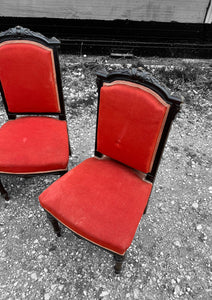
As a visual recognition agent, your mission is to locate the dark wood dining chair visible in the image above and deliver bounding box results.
[0,26,70,199]
[39,68,182,273]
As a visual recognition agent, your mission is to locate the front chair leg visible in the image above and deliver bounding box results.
[0,180,9,200]
[114,253,125,274]
[46,212,61,237]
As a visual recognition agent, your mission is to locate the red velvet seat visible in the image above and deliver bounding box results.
[0,117,69,174]
[0,26,70,199]
[40,157,152,255]
[39,69,182,273]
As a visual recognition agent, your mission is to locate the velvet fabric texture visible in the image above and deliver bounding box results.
[39,157,152,255]
[0,41,60,113]
[97,84,169,173]
[0,117,69,174]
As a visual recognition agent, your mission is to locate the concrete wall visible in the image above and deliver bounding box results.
[0,0,210,23]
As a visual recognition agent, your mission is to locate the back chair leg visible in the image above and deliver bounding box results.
[143,202,149,214]
[46,212,61,237]
[0,180,9,200]
[143,206,147,214]
[114,253,125,274]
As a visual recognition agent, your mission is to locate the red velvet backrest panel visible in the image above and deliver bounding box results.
[0,41,60,113]
[97,81,170,173]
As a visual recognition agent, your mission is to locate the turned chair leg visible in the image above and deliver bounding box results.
[114,253,125,274]
[46,212,61,237]
[0,180,9,200]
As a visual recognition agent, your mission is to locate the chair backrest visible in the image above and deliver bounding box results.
[0,26,65,119]
[95,69,182,182]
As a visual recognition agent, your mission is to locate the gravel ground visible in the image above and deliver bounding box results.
[0,55,211,300]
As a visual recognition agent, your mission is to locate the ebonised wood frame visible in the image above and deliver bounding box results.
[46,69,182,274]
[0,26,70,200]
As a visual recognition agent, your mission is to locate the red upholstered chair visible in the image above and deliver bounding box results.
[0,26,70,199]
[39,69,182,273]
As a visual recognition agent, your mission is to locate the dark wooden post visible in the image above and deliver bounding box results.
[114,253,125,274]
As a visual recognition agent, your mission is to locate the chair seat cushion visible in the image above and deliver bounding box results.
[0,117,69,174]
[39,157,152,255]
